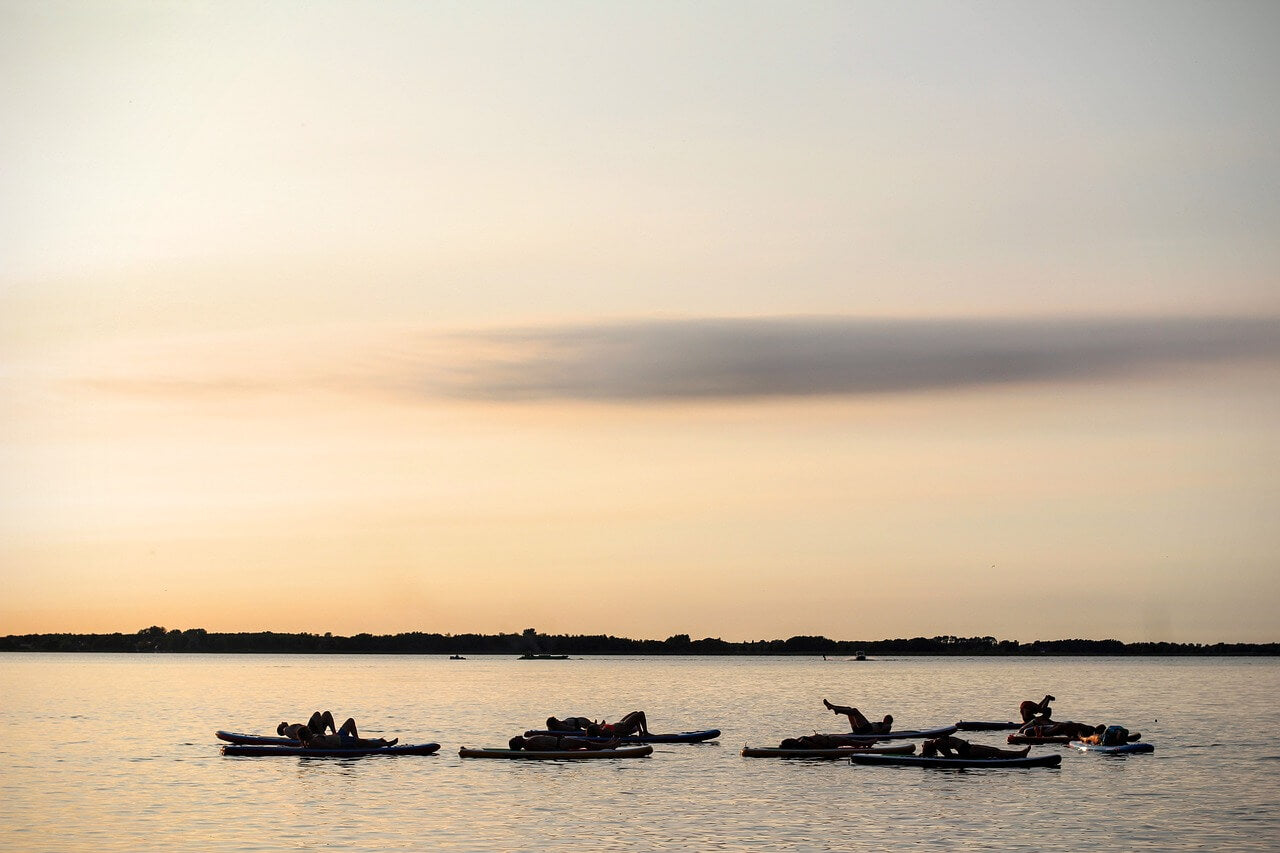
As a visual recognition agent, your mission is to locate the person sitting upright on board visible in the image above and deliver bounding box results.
[1078,724,1141,745]
[586,711,651,738]
[1019,695,1055,724]
[822,699,893,735]
[278,710,338,739]
[508,734,622,751]
[921,735,1030,759]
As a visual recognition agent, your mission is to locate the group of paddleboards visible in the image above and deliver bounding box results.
[956,693,1154,756]
[216,692,1152,766]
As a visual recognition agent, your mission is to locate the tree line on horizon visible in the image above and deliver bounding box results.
[1,626,1276,655]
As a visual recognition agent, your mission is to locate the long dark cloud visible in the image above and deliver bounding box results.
[430,316,1280,402]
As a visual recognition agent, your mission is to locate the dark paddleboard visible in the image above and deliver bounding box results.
[521,728,720,744]
[1007,734,1074,744]
[221,742,440,757]
[458,745,653,759]
[815,724,958,742]
[955,721,1021,731]
[1070,741,1154,754]
[216,730,296,746]
[849,752,1062,769]
[741,743,916,759]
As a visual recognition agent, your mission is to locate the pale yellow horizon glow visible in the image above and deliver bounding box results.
[3,2,1279,643]
[2,321,1277,642]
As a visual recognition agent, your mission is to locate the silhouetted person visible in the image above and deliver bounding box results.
[586,711,651,737]
[822,699,892,734]
[921,735,1030,759]
[508,734,622,751]
[1019,695,1055,723]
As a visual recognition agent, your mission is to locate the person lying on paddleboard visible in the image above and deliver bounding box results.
[1077,724,1141,745]
[544,716,598,732]
[822,699,892,735]
[545,711,652,737]
[778,733,875,749]
[508,734,623,751]
[1016,719,1094,739]
[286,716,397,749]
[585,711,651,738]
[921,735,1030,759]
[278,710,339,739]
[1019,695,1055,723]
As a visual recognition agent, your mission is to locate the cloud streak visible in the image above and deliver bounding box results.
[428,316,1280,402]
[67,315,1280,405]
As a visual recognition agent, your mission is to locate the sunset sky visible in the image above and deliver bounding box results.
[3,1,1278,643]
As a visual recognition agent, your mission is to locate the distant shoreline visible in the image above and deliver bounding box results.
[2,627,1276,655]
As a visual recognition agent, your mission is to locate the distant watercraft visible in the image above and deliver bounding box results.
[518,653,569,660]
[449,655,466,660]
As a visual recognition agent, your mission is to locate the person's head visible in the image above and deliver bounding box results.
[883,715,893,725]
[921,740,938,756]
[295,726,314,745]
[546,716,560,729]
[508,736,527,751]
[277,722,288,736]
[779,738,802,749]
[1094,724,1106,734]
[585,722,603,737]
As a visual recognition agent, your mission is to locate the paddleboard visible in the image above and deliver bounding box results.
[521,728,719,744]
[741,743,916,759]
[221,742,440,757]
[458,745,653,759]
[849,752,1062,769]
[1007,734,1074,744]
[817,724,958,742]
[1069,741,1154,754]
[955,721,1021,731]
[216,730,296,746]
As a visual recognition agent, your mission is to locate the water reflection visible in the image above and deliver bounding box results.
[1,654,1277,851]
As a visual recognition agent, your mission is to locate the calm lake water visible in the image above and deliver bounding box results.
[2,654,1278,851]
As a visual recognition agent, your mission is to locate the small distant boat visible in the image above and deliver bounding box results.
[518,653,569,660]
[854,651,867,661]
[449,655,466,660]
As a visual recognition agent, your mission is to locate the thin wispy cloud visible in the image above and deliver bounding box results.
[428,316,1280,402]
[71,316,1280,404]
